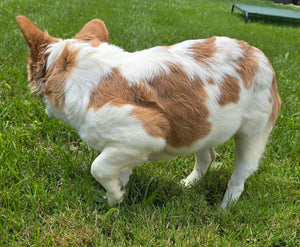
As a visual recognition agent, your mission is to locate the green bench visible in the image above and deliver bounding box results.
[231,3,300,22]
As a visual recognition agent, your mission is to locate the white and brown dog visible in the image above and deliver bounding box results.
[17,16,280,207]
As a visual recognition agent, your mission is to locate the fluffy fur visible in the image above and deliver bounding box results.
[17,16,281,207]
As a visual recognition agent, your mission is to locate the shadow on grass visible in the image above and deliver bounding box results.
[116,168,230,208]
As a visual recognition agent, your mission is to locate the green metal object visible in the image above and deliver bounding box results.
[232,3,300,23]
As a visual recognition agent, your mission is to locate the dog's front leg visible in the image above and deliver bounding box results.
[91,147,147,206]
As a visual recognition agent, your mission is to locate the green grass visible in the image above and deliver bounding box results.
[0,0,299,246]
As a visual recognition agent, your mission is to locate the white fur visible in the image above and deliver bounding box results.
[44,37,276,207]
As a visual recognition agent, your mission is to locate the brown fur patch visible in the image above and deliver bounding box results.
[130,107,170,139]
[218,76,241,106]
[149,64,211,147]
[268,73,281,126]
[191,37,216,63]
[26,36,60,96]
[27,42,51,94]
[236,41,259,88]
[88,65,211,148]
[88,69,170,140]
[44,45,81,108]
[88,69,161,110]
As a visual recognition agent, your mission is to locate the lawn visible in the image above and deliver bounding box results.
[0,0,299,246]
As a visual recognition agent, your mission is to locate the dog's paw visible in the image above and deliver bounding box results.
[180,177,195,188]
[107,190,125,206]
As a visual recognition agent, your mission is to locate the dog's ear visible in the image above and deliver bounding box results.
[74,19,109,43]
[17,16,58,62]
[17,16,46,48]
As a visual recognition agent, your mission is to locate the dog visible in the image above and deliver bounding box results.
[17,16,281,207]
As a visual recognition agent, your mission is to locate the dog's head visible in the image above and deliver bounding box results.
[17,16,109,103]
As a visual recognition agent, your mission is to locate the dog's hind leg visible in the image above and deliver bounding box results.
[220,123,273,208]
[91,147,147,206]
[181,148,216,187]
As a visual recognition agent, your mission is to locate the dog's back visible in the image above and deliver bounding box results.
[75,36,280,153]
